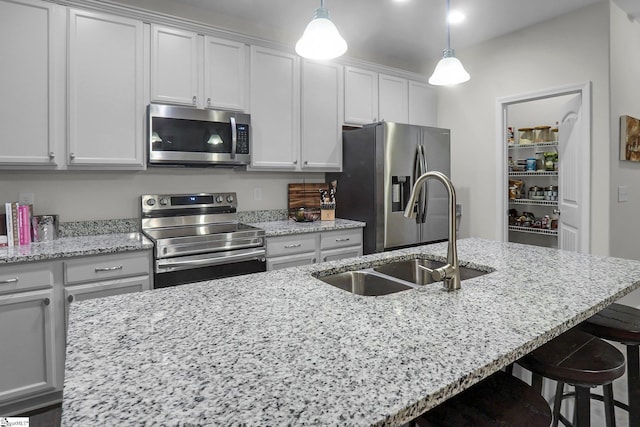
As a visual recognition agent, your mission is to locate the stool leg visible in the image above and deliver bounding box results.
[575,386,591,427]
[628,345,640,427]
[552,381,564,427]
[531,372,543,394]
[603,383,616,427]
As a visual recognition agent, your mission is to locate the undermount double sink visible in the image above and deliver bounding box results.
[316,258,490,296]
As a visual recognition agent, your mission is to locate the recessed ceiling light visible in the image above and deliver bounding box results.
[448,9,465,24]
[393,0,411,3]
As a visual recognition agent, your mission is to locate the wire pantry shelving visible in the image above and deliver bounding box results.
[509,199,558,206]
[508,226,558,236]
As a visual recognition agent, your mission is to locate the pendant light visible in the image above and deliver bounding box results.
[428,0,470,86]
[295,0,347,60]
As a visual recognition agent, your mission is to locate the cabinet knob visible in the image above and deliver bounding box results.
[207,97,211,106]
[192,95,197,105]
[293,160,298,165]
[304,161,308,165]
[323,257,327,262]
[69,153,75,160]
[312,258,316,263]
[43,297,50,306]
[48,151,55,159]
[68,295,74,303]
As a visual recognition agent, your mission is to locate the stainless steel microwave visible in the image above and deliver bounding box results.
[147,104,251,167]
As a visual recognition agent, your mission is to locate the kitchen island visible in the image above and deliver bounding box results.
[62,238,640,426]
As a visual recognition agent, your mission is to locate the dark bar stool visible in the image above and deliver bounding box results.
[517,327,625,427]
[413,370,552,426]
[580,303,640,426]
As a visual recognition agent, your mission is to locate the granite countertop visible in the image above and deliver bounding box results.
[62,238,640,426]
[0,219,363,265]
[0,233,153,264]
[247,218,366,236]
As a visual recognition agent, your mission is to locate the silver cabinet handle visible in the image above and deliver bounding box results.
[43,297,50,306]
[0,277,18,284]
[49,151,55,159]
[335,238,350,242]
[68,295,74,303]
[95,265,123,272]
[284,244,301,248]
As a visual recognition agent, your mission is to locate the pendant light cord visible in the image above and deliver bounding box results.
[446,0,451,50]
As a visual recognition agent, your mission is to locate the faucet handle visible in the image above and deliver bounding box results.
[417,264,455,282]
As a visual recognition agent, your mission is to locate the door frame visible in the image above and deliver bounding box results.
[495,81,591,252]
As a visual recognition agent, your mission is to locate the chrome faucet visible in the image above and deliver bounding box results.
[404,171,460,291]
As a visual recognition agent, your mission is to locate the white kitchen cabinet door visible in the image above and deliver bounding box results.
[204,36,246,111]
[0,0,60,167]
[344,66,378,125]
[378,74,408,124]
[408,80,437,127]
[249,45,299,170]
[0,289,58,402]
[67,9,145,168]
[301,60,343,171]
[150,25,200,107]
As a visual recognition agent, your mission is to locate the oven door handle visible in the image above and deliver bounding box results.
[156,249,265,270]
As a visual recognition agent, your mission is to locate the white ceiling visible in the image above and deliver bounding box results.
[114,0,639,72]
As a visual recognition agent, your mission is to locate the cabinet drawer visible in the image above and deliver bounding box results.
[0,263,56,294]
[320,246,363,263]
[320,229,363,251]
[266,234,317,257]
[266,253,317,271]
[64,252,150,285]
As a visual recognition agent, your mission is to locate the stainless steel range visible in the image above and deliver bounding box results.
[141,192,266,288]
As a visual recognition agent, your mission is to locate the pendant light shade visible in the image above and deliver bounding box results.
[295,1,347,60]
[429,0,470,86]
[428,48,470,86]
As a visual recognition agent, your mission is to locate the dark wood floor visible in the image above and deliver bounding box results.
[18,403,61,427]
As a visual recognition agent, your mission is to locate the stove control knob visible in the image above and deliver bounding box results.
[216,196,223,203]
[226,195,234,203]
[146,198,156,206]
[159,197,169,206]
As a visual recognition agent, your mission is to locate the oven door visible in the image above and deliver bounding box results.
[154,247,266,288]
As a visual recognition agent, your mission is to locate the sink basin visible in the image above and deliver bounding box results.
[373,259,488,285]
[317,271,414,296]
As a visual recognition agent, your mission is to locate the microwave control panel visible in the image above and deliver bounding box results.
[236,124,250,154]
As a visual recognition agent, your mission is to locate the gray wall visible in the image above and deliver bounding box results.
[0,169,324,221]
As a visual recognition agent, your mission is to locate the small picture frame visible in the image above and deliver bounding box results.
[620,115,640,161]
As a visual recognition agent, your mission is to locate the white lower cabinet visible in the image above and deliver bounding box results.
[266,229,363,271]
[0,250,152,415]
[0,262,61,415]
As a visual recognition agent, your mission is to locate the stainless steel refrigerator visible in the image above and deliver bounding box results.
[328,122,450,254]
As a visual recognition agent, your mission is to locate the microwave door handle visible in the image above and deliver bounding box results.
[230,116,237,160]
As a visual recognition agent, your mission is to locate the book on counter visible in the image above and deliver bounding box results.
[2,202,33,247]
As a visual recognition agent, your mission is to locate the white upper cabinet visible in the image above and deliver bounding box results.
[344,66,379,125]
[151,27,247,111]
[0,0,61,167]
[150,25,200,107]
[249,45,300,170]
[300,60,343,171]
[409,80,437,127]
[67,9,145,168]
[378,73,408,123]
[204,36,246,111]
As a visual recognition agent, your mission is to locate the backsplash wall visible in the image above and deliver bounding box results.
[0,169,325,222]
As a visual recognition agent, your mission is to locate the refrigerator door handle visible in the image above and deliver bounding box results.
[419,144,428,223]
[413,144,424,224]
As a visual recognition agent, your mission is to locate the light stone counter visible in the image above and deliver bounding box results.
[62,238,640,426]
[0,233,153,264]
[247,218,366,236]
